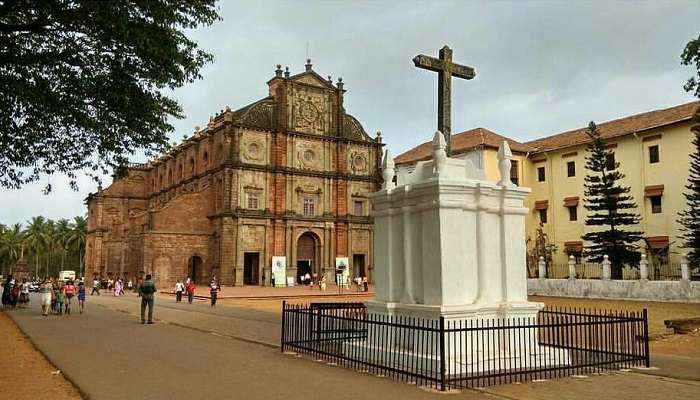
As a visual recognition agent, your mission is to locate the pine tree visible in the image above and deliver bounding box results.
[678,122,700,264]
[581,121,644,279]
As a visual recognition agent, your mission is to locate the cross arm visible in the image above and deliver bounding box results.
[413,54,443,73]
[451,64,475,80]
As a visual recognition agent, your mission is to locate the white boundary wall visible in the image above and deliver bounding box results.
[528,278,700,303]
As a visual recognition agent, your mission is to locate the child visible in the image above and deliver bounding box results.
[55,283,65,315]
[77,282,86,314]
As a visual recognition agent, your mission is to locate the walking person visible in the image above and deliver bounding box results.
[19,278,30,308]
[113,278,122,297]
[209,278,220,307]
[10,282,20,309]
[55,283,65,315]
[185,280,196,304]
[91,277,100,295]
[175,280,184,303]
[2,275,13,309]
[40,278,53,316]
[77,281,86,314]
[64,280,75,314]
[139,274,157,324]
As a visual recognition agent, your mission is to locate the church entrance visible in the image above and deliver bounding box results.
[353,254,366,279]
[187,256,203,283]
[296,232,319,284]
[243,252,260,285]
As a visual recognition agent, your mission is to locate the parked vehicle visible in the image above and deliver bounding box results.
[59,270,76,281]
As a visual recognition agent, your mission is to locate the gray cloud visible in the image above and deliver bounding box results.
[1,0,697,224]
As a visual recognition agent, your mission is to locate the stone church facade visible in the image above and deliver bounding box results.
[84,61,382,286]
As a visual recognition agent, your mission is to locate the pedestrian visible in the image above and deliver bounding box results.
[19,278,30,308]
[174,280,184,303]
[271,273,275,288]
[64,280,75,314]
[209,279,220,307]
[304,272,311,286]
[139,274,157,324]
[55,283,65,315]
[127,279,133,292]
[2,275,13,309]
[113,278,122,297]
[40,279,52,316]
[77,281,86,314]
[186,280,196,304]
[320,275,327,291]
[362,276,368,292]
[119,278,125,296]
[91,277,100,295]
[10,282,20,309]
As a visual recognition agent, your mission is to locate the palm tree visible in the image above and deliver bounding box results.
[66,216,87,277]
[24,216,48,278]
[0,224,23,275]
[55,219,71,271]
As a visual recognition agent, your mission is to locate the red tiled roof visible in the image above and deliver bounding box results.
[394,128,534,165]
[525,101,700,153]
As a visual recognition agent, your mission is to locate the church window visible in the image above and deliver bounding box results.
[510,160,519,186]
[247,192,259,209]
[650,196,662,214]
[537,167,545,182]
[649,145,659,164]
[568,206,577,221]
[178,164,183,180]
[538,209,547,224]
[354,200,364,215]
[189,158,195,174]
[605,153,615,171]
[203,151,209,167]
[303,198,315,217]
[567,161,575,177]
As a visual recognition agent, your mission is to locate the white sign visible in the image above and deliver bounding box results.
[271,256,286,288]
[286,276,295,287]
[335,257,350,286]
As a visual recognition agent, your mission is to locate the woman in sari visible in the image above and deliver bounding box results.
[113,278,123,296]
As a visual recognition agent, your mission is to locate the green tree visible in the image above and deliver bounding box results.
[0,1,220,190]
[581,121,644,279]
[0,223,23,274]
[54,218,71,271]
[23,216,48,277]
[65,216,87,276]
[681,35,700,98]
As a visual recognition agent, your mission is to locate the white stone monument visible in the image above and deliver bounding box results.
[346,131,568,374]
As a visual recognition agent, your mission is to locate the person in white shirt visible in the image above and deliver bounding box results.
[174,280,185,303]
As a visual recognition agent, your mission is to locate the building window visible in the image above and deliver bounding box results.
[538,209,547,224]
[303,198,315,217]
[605,153,615,171]
[247,192,259,209]
[650,196,662,214]
[510,160,519,186]
[537,166,545,182]
[567,161,575,177]
[354,200,364,215]
[203,151,209,167]
[649,145,659,164]
[568,206,577,221]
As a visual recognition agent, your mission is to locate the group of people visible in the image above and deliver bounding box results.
[174,277,221,306]
[1,275,30,309]
[90,276,135,296]
[38,278,86,316]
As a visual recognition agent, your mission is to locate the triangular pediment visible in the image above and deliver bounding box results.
[289,71,335,89]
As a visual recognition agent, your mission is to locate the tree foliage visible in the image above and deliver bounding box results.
[581,121,643,278]
[0,0,220,190]
[681,34,700,98]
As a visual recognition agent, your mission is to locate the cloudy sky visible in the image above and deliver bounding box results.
[1,0,698,225]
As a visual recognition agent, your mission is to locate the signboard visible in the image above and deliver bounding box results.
[335,257,350,286]
[286,276,295,287]
[271,256,287,288]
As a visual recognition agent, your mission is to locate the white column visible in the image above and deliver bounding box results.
[568,255,576,279]
[639,254,649,280]
[602,255,611,280]
[681,253,690,282]
[538,256,546,279]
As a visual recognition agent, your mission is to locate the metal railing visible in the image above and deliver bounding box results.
[281,302,649,391]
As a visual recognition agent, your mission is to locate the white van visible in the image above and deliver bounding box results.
[58,270,76,281]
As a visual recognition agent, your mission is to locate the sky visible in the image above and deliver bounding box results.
[1,0,698,225]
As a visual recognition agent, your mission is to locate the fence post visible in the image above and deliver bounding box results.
[642,308,650,368]
[280,300,286,353]
[439,316,446,391]
[538,256,546,279]
[639,254,649,281]
[602,255,611,280]
[568,255,576,279]
[681,253,690,282]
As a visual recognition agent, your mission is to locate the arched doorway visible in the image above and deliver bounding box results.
[187,256,203,283]
[296,232,320,284]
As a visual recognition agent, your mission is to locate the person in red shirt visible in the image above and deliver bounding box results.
[186,280,196,304]
[63,280,76,314]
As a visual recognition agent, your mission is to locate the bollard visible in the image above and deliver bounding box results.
[602,255,611,280]
[681,253,690,282]
[639,254,649,280]
[538,256,546,279]
[568,255,576,279]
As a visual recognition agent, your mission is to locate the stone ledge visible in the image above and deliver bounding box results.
[527,278,700,302]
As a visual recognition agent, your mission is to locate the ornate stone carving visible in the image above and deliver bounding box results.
[235,99,275,130]
[293,93,325,134]
[241,137,266,163]
[348,149,369,174]
[343,114,370,141]
[296,140,322,170]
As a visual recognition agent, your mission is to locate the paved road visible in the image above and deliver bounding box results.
[7,294,700,400]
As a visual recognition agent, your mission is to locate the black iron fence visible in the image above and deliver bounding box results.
[281,302,649,391]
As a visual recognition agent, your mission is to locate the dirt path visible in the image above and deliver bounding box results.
[0,310,81,400]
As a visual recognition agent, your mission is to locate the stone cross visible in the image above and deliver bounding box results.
[413,45,475,156]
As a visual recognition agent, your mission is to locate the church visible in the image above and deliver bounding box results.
[84,60,383,286]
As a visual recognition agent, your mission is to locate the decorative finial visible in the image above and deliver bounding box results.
[375,131,382,143]
[432,130,447,176]
[275,64,283,77]
[337,77,344,90]
[381,149,395,191]
[327,75,332,85]
[284,66,290,78]
[305,58,312,72]
[225,105,230,112]
[497,140,514,187]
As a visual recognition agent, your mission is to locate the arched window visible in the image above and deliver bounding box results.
[178,164,183,180]
[168,169,173,185]
[189,158,195,175]
[203,151,209,167]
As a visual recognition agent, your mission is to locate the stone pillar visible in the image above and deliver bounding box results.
[601,255,611,280]
[639,254,649,281]
[681,253,690,282]
[538,256,546,279]
[568,255,576,280]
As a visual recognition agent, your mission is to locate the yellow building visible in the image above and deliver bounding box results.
[395,101,700,265]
